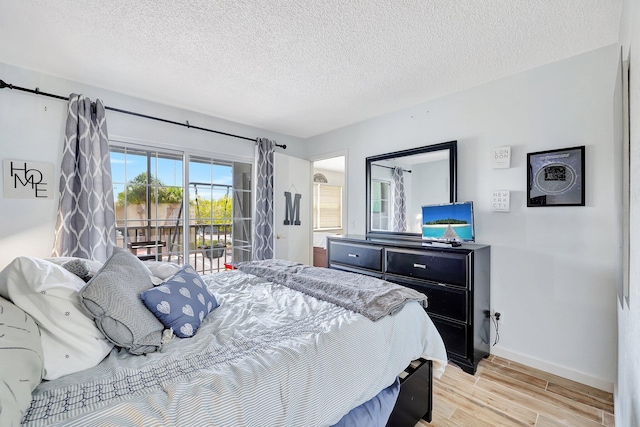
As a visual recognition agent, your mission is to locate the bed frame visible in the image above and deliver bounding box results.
[387,358,433,426]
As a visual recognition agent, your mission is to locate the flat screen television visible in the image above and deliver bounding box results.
[421,201,475,243]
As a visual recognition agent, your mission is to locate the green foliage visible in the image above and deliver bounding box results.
[192,194,232,249]
[116,172,183,206]
[117,174,232,229]
[162,186,183,204]
[191,194,232,224]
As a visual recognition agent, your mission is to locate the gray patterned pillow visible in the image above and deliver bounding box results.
[0,296,44,426]
[80,248,164,355]
[62,258,93,282]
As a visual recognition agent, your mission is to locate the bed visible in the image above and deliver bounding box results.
[0,251,447,427]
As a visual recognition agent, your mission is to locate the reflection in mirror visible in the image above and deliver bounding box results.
[370,151,450,233]
[366,141,457,239]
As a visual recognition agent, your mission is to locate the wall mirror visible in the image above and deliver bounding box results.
[366,140,457,240]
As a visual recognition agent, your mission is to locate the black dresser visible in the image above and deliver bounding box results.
[327,235,490,375]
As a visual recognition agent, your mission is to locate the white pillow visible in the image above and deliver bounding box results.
[0,257,114,380]
[45,256,104,276]
[143,260,182,281]
[0,295,44,426]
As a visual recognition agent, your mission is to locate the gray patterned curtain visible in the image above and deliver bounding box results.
[392,166,407,232]
[52,94,116,262]
[253,138,275,260]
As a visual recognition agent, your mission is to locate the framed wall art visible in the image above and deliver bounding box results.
[620,46,631,305]
[527,146,585,207]
[3,159,55,199]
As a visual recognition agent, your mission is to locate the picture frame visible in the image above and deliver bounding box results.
[620,47,631,305]
[527,146,585,207]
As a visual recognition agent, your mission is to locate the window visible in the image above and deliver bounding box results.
[370,179,390,231]
[111,144,252,273]
[313,183,342,230]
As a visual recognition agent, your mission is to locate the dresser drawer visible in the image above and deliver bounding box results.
[387,275,468,322]
[430,317,468,358]
[329,242,383,271]
[329,264,383,279]
[386,249,468,287]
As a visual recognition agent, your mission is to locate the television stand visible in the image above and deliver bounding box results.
[422,241,462,248]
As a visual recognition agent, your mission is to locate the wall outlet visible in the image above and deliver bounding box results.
[349,219,356,230]
[491,309,503,325]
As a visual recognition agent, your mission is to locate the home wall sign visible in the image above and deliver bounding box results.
[3,159,54,199]
[283,191,302,225]
[527,146,585,207]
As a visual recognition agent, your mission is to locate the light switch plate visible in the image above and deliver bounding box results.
[492,190,510,212]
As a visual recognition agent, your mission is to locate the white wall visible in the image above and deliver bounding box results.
[616,0,640,424]
[0,62,305,270]
[306,45,620,391]
[409,159,450,232]
[314,167,345,188]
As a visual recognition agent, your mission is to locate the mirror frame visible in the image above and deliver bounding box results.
[365,140,457,241]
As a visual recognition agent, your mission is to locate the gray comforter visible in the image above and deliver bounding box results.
[235,259,428,321]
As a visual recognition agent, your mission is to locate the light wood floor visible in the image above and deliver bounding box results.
[416,355,614,427]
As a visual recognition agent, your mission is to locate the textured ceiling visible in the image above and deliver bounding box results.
[0,1,622,138]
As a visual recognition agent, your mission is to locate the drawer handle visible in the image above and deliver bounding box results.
[413,263,427,269]
[348,253,359,258]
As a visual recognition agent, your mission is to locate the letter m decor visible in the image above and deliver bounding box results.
[283,191,301,225]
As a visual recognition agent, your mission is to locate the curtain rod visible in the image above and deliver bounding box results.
[0,79,286,149]
[372,163,412,173]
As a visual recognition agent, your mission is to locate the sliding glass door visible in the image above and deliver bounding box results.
[110,144,252,273]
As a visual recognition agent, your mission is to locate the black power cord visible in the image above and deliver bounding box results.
[491,312,501,346]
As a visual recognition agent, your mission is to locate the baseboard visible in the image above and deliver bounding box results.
[490,347,614,393]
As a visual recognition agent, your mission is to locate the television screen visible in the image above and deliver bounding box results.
[421,201,475,242]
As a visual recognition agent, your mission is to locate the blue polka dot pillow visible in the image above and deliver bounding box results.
[140,265,219,338]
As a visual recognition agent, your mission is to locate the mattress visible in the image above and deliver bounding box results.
[23,269,447,427]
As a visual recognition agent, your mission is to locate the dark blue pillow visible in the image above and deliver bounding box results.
[140,265,219,338]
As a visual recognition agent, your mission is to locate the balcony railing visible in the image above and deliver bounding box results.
[115,223,233,275]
